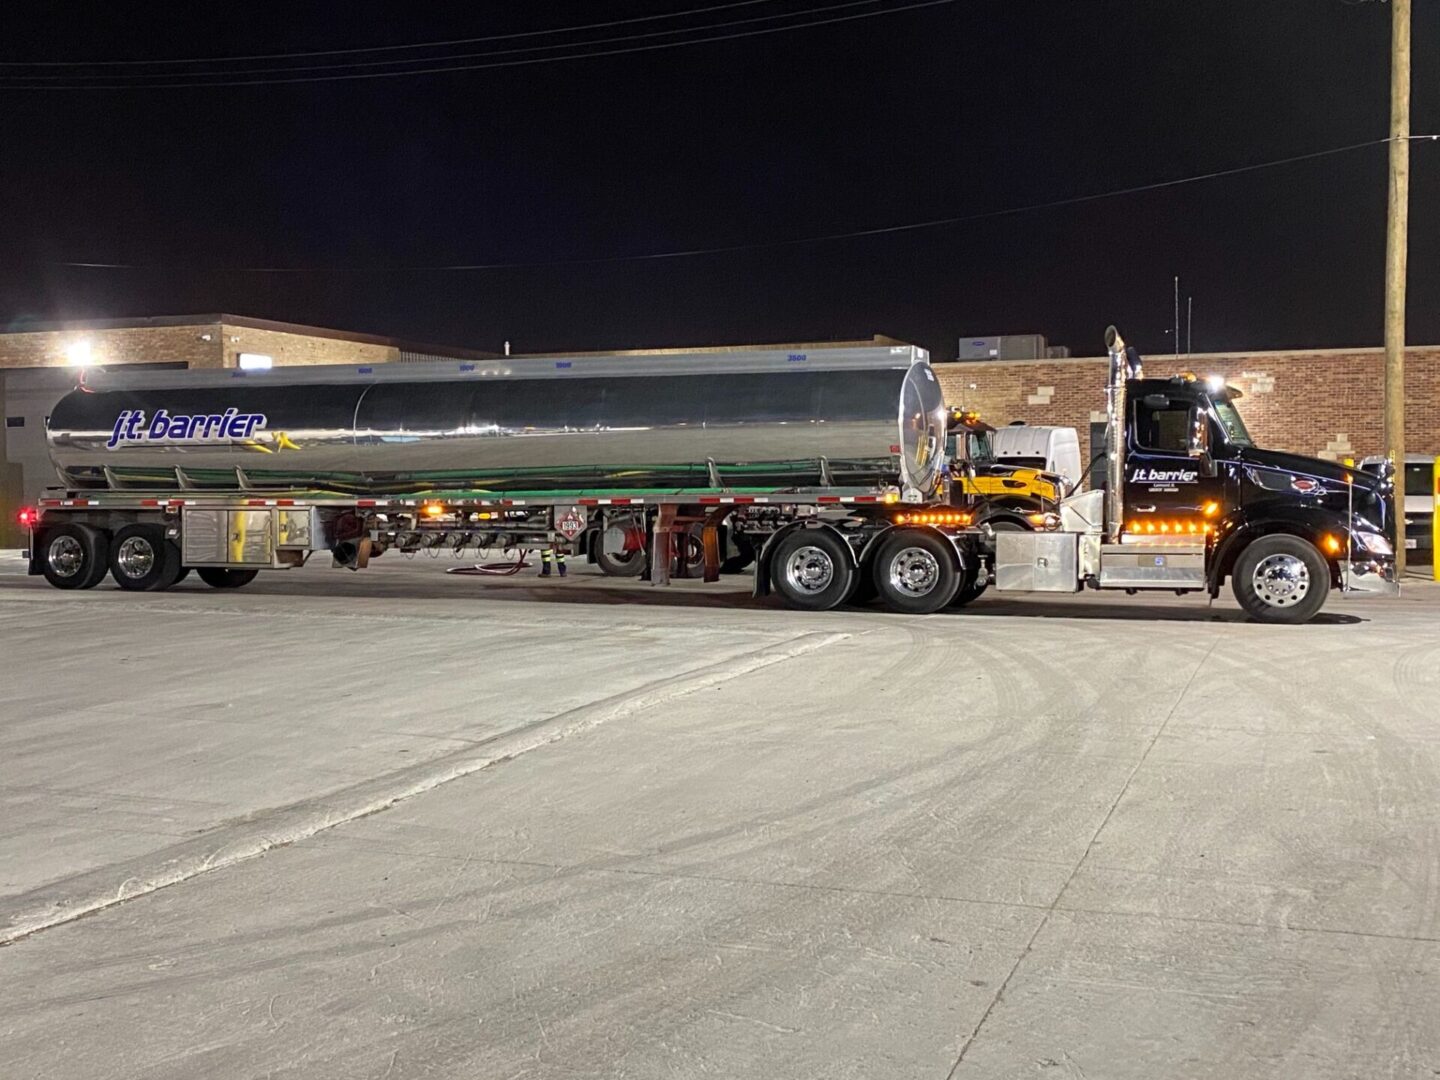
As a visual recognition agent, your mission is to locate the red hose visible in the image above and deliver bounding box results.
[445,550,534,576]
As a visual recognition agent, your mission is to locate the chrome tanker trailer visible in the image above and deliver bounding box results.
[21,330,1397,622]
[26,345,974,611]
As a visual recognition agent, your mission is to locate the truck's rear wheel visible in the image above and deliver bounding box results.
[109,525,183,592]
[770,529,855,612]
[1232,534,1330,624]
[197,568,259,589]
[40,524,110,590]
[949,566,989,607]
[872,529,961,614]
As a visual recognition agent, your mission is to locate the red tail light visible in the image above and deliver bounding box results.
[17,506,38,529]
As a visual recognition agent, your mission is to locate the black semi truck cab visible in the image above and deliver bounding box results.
[1106,352,1397,620]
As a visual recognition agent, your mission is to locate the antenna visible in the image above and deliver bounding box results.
[1187,296,1193,355]
[1173,276,1180,360]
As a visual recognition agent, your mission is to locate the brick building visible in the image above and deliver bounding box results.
[934,344,1440,466]
[0,313,498,371]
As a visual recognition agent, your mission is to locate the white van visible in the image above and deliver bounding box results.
[989,424,1084,492]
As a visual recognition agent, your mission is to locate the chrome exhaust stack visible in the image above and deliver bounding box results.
[1104,325,1142,543]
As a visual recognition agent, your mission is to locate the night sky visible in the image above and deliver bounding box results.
[0,1,1435,359]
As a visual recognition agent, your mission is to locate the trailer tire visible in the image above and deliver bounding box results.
[720,533,756,575]
[109,525,183,592]
[595,548,645,577]
[769,528,855,612]
[872,529,962,614]
[197,568,259,589]
[39,524,110,590]
[1231,534,1330,624]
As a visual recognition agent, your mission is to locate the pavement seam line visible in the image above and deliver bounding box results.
[943,633,1221,1079]
[0,630,849,947]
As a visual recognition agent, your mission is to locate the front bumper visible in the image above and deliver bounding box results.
[1339,558,1400,598]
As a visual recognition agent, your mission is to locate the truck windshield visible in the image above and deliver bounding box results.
[969,431,995,465]
[1211,394,1253,447]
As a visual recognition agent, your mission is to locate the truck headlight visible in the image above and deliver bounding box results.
[1354,530,1393,556]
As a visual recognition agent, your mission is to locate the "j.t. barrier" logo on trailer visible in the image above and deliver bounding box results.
[106,409,268,449]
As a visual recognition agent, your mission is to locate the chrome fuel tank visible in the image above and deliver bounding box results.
[47,346,947,494]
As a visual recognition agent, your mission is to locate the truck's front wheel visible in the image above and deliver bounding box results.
[1232,534,1330,624]
[40,524,110,590]
[769,529,855,612]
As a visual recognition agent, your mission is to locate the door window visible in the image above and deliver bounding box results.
[1133,399,1194,454]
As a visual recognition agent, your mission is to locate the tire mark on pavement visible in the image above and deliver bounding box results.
[943,631,1222,1079]
[0,630,848,947]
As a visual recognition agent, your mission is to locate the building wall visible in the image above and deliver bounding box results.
[934,345,1440,463]
[0,325,225,370]
[0,322,408,372]
[218,323,399,367]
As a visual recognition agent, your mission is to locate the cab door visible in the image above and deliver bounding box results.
[1125,393,1228,537]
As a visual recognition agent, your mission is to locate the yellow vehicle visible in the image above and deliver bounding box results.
[946,408,1069,530]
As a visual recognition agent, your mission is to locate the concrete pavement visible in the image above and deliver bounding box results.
[1,556,1438,1078]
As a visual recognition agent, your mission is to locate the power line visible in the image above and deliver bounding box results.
[0,0,786,66]
[4,0,893,82]
[61,136,1437,274]
[0,0,951,89]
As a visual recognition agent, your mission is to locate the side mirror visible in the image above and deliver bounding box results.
[1188,411,1217,476]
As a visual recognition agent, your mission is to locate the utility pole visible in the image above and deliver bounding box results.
[1384,0,1410,574]
[1173,276,1180,360]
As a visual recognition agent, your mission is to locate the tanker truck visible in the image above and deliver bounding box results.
[19,329,1399,622]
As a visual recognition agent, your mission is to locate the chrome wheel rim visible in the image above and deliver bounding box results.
[888,548,941,597]
[1252,553,1309,607]
[116,536,156,579]
[784,545,834,594]
[47,535,84,579]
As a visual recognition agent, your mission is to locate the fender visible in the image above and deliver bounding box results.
[1208,505,1355,591]
[973,502,1041,530]
[753,519,857,598]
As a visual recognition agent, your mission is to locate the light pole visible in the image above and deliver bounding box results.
[1384,0,1410,573]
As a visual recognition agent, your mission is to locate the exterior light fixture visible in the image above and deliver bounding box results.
[64,339,93,367]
